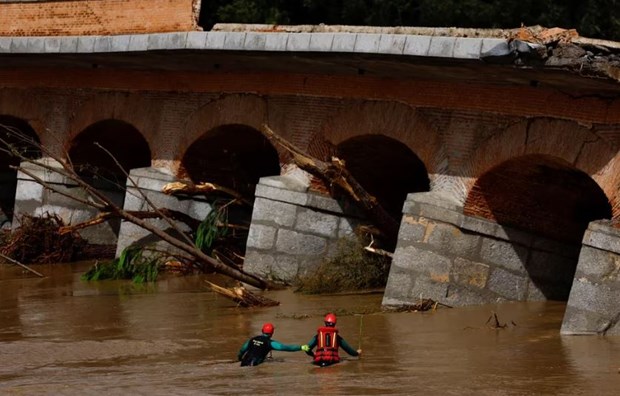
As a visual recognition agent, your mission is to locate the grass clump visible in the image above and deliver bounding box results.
[81,246,164,283]
[295,236,391,294]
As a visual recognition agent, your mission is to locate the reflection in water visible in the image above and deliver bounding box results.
[0,263,619,395]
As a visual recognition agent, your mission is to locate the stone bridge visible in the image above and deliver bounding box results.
[1,1,619,335]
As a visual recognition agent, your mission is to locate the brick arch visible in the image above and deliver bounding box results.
[180,123,280,198]
[67,93,158,157]
[337,134,430,219]
[462,118,618,207]
[69,119,151,184]
[310,101,445,182]
[464,154,612,243]
[182,94,270,157]
[0,91,46,140]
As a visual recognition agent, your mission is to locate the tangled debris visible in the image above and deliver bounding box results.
[383,298,452,313]
[0,213,86,264]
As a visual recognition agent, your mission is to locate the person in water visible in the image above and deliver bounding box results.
[237,322,309,366]
[305,313,362,367]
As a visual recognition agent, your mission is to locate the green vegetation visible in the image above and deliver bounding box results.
[295,236,391,294]
[81,207,232,284]
[195,208,228,255]
[200,0,620,41]
[81,246,164,283]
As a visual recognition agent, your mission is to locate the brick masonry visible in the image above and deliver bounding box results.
[0,0,199,36]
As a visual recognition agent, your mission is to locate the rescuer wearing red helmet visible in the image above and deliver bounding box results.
[304,313,362,367]
[238,322,308,366]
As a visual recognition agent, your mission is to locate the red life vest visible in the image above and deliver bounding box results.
[314,326,340,364]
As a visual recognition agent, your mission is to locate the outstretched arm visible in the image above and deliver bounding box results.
[270,339,302,352]
[338,335,360,357]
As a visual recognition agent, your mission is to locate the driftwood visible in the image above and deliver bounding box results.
[261,124,400,248]
[383,298,452,312]
[0,252,45,277]
[485,311,517,329]
[162,181,253,206]
[205,280,280,307]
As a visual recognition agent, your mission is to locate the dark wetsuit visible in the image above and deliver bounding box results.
[238,334,301,366]
[306,328,359,367]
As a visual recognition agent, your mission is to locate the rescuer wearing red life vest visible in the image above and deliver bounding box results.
[238,323,308,367]
[305,313,362,367]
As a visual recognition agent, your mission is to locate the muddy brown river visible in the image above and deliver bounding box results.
[1,262,619,395]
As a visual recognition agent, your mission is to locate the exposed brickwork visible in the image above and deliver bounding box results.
[1,68,619,227]
[0,0,198,36]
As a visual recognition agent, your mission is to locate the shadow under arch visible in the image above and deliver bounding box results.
[68,119,151,235]
[464,154,612,300]
[0,115,42,223]
[337,134,430,220]
[69,119,151,186]
[181,124,281,198]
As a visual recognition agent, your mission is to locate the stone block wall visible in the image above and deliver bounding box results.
[0,0,199,36]
[244,176,365,283]
[382,192,581,307]
[14,158,123,244]
[115,167,212,256]
[561,221,620,335]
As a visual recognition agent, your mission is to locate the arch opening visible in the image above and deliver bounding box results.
[69,119,151,188]
[0,115,41,224]
[181,124,281,198]
[464,154,612,300]
[68,120,151,237]
[336,135,430,220]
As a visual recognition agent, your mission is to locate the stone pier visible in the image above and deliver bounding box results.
[243,176,364,282]
[13,158,124,245]
[115,167,213,256]
[561,221,620,335]
[382,192,581,307]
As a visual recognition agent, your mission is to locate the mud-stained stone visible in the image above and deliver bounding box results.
[480,238,528,274]
[575,246,618,279]
[561,305,620,335]
[487,267,528,300]
[243,251,276,278]
[410,277,449,301]
[451,257,489,289]
[382,269,414,302]
[275,230,327,255]
[252,197,297,227]
[398,215,427,243]
[295,208,339,238]
[246,224,277,250]
[271,255,300,282]
[445,284,500,306]
[428,223,480,259]
[391,245,451,279]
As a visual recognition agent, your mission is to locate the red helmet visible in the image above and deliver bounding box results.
[324,313,337,326]
[262,323,274,335]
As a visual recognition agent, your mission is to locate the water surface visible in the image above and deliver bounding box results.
[1,262,619,395]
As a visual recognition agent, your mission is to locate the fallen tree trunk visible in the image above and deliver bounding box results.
[260,124,400,248]
[205,280,280,307]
